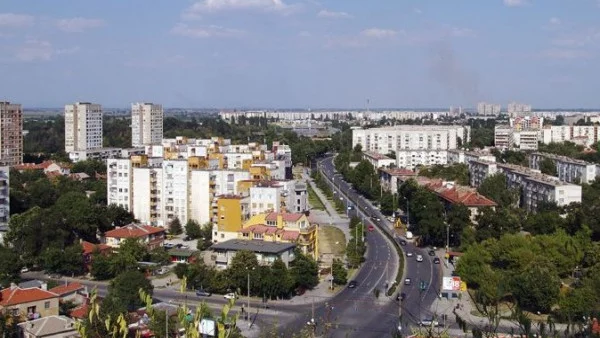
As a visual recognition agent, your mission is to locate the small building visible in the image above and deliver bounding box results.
[362,151,396,169]
[378,167,417,192]
[17,315,79,338]
[210,239,296,270]
[168,248,198,264]
[81,241,112,272]
[102,224,166,250]
[0,285,60,320]
[48,283,88,305]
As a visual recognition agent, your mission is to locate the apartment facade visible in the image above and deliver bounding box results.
[131,102,163,147]
[477,102,501,116]
[0,102,23,166]
[212,195,249,243]
[351,125,470,157]
[362,151,396,168]
[468,160,582,211]
[529,152,597,184]
[210,240,296,270]
[396,150,448,169]
[64,102,103,153]
[447,149,496,165]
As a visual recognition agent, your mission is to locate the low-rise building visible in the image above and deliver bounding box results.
[0,285,60,321]
[419,179,496,222]
[168,248,197,264]
[396,150,448,170]
[529,152,597,184]
[210,239,296,269]
[17,315,79,338]
[48,283,87,305]
[81,241,111,272]
[362,151,395,168]
[468,160,582,211]
[446,149,496,165]
[378,168,417,192]
[102,224,166,250]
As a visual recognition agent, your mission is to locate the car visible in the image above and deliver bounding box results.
[428,250,436,256]
[195,289,212,297]
[406,252,413,257]
[396,292,406,302]
[419,318,440,327]
[433,257,440,264]
[404,278,412,285]
[224,293,237,300]
[348,280,358,288]
[20,267,29,273]
[163,243,175,249]
[399,239,407,246]
[416,255,424,262]
[368,225,375,232]
[157,267,169,275]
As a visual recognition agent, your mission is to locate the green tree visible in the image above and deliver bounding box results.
[169,217,183,235]
[90,251,114,280]
[477,174,519,208]
[331,259,348,286]
[108,270,153,311]
[197,222,213,250]
[174,263,189,279]
[185,219,202,239]
[290,250,319,290]
[446,204,471,248]
[539,158,557,176]
[0,244,22,287]
[118,237,147,261]
[227,250,259,295]
[511,257,560,313]
[269,259,293,298]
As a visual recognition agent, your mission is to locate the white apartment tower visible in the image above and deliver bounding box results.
[0,102,23,166]
[131,103,163,147]
[65,102,103,152]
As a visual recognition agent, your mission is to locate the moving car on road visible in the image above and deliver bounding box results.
[404,278,412,285]
[416,255,424,262]
[368,225,375,232]
[348,280,358,288]
[433,257,440,264]
[406,252,413,257]
[224,293,237,300]
[419,318,440,327]
[196,289,211,297]
[396,293,406,301]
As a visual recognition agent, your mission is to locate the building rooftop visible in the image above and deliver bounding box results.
[17,315,78,337]
[210,239,296,254]
[48,283,85,296]
[0,286,58,306]
[265,212,305,222]
[423,180,497,207]
[103,224,165,239]
[363,151,392,160]
[379,167,417,177]
[531,152,595,166]
[81,241,111,255]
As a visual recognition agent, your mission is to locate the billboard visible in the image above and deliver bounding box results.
[199,319,216,337]
[442,276,462,291]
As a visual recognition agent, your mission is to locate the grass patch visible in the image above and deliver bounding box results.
[307,185,325,210]
[319,225,346,258]
[384,232,405,297]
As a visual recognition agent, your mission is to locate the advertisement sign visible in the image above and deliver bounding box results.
[442,276,462,291]
[199,319,216,337]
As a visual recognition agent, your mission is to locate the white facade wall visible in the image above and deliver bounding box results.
[190,171,211,225]
[131,103,163,147]
[107,158,133,211]
[352,125,470,156]
[161,160,190,225]
[530,152,597,184]
[447,150,496,165]
[65,102,103,152]
[396,150,448,170]
[514,131,539,150]
[494,127,513,148]
[224,153,253,170]
[250,186,281,215]
[211,170,250,196]
[132,167,156,226]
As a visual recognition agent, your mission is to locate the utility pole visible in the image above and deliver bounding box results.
[166,309,168,338]
[247,272,251,324]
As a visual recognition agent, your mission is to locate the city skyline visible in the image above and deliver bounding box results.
[1,0,600,108]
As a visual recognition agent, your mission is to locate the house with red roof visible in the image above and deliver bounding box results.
[48,283,87,305]
[0,284,60,321]
[81,241,112,272]
[14,160,71,176]
[102,224,166,250]
[420,179,497,221]
[379,167,417,192]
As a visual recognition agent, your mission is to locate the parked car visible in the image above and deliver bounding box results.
[48,273,62,279]
[195,289,212,297]
[433,257,440,264]
[368,225,375,232]
[157,267,170,275]
[406,252,413,257]
[419,318,440,327]
[428,250,436,256]
[20,267,29,273]
[399,239,407,246]
[164,243,175,249]
[416,255,424,262]
[404,278,412,285]
[347,280,358,288]
[224,293,237,300]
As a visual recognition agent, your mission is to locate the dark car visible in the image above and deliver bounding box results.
[399,239,407,246]
[348,280,358,288]
[396,293,406,302]
[195,289,211,297]
[433,257,441,264]
[183,236,192,241]
[428,250,436,256]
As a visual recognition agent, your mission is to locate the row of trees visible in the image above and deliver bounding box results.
[346,217,366,268]
[419,164,470,186]
[174,249,319,300]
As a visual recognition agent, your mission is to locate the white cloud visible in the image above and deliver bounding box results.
[317,9,352,19]
[183,0,297,19]
[57,17,104,33]
[541,48,592,60]
[14,40,78,62]
[360,28,398,39]
[503,0,527,7]
[171,23,244,38]
[0,13,34,28]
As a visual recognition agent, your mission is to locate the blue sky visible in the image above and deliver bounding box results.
[1,0,600,109]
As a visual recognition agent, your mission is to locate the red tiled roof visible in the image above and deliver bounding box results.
[104,224,165,239]
[0,287,58,306]
[424,180,496,207]
[281,230,300,241]
[265,212,304,222]
[70,303,88,319]
[81,241,111,255]
[380,168,417,176]
[14,160,70,171]
[48,283,85,296]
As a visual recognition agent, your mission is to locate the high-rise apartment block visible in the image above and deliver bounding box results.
[0,167,9,226]
[64,102,103,152]
[131,103,163,147]
[477,102,501,116]
[0,102,23,166]
[507,102,532,115]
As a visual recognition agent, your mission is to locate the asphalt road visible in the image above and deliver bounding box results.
[314,155,442,336]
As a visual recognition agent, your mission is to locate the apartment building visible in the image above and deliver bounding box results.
[64,102,103,153]
[529,152,597,184]
[541,125,599,147]
[102,223,166,250]
[0,102,23,166]
[396,150,449,169]
[468,160,582,211]
[514,130,539,151]
[477,102,501,116]
[212,195,250,243]
[510,116,543,131]
[107,158,133,211]
[131,102,163,147]
[447,149,496,165]
[0,167,8,226]
[507,102,532,115]
[351,125,470,157]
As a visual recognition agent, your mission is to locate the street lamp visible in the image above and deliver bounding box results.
[246,267,256,326]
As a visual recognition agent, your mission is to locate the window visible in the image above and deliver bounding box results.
[44,301,50,309]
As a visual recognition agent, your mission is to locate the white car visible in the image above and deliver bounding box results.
[416,255,424,262]
[20,267,29,273]
[406,252,413,257]
[224,293,237,300]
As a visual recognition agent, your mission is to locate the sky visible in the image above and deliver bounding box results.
[1,0,600,109]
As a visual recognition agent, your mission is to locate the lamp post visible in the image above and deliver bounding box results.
[246,267,255,326]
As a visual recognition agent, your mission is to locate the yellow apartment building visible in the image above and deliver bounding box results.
[239,212,318,259]
[213,195,249,243]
